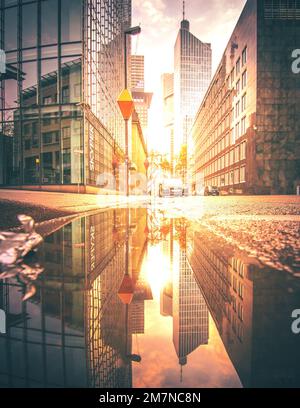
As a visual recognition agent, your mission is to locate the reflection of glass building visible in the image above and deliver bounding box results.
[187,226,300,388]
[173,247,209,367]
[191,0,300,194]
[0,0,131,191]
[174,13,212,153]
[159,220,209,367]
[0,208,148,388]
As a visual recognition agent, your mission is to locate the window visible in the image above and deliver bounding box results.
[43,96,53,105]
[42,131,59,145]
[225,172,229,185]
[43,132,53,145]
[235,122,240,140]
[236,101,240,118]
[241,116,246,135]
[230,69,235,87]
[25,140,31,150]
[242,71,247,89]
[236,58,241,75]
[32,137,39,148]
[61,0,82,42]
[22,3,38,48]
[62,127,71,139]
[235,145,240,162]
[234,168,240,184]
[236,79,240,95]
[62,87,70,103]
[241,93,247,111]
[242,47,247,65]
[240,166,246,183]
[4,7,18,50]
[241,141,246,160]
[41,0,58,45]
[230,149,234,165]
[24,124,31,136]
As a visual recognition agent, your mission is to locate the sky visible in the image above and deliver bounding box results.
[131,0,247,153]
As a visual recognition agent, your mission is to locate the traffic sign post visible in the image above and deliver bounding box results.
[117,89,135,197]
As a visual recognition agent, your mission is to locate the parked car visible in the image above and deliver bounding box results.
[159,179,183,197]
[204,186,220,196]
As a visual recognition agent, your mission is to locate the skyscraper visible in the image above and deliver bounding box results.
[131,55,153,136]
[162,73,175,175]
[174,2,212,153]
[131,55,145,91]
[0,0,131,193]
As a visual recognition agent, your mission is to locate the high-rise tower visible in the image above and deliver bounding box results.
[174,2,212,153]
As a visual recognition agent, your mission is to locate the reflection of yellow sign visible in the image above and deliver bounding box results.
[35,158,40,165]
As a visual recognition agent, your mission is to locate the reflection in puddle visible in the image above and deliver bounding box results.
[0,208,299,388]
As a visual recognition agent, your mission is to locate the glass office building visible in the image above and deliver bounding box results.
[0,0,131,191]
[174,17,212,154]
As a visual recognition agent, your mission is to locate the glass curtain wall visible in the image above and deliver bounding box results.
[0,0,83,186]
[83,0,131,187]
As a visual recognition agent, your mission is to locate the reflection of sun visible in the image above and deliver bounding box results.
[145,244,171,301]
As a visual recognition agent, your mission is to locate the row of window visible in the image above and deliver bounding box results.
[205,165,246,187]
[2,0,82,50]
[232,276,244,301]
[231,46,247,86]
[202,141,247,175]
[193,45,249,181]
[235,93,247,118]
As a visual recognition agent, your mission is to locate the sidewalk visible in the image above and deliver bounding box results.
[0,189,150,230]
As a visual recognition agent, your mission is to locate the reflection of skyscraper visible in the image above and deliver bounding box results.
[174,4,212,152]
[162,73,175,175]
[0,208,149,388]
[173,249,209,366]
[159,220,209,366]
[0,0,131,192]
[187,226,300,388]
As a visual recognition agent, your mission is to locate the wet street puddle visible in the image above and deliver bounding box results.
[0,207,300,388]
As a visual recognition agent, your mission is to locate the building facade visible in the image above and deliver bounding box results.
[174,15,212,154]
[162,73,175,175]
[192,0,300,195]
[0,0,131,193]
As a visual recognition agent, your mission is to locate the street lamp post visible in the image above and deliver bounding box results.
[123,26,141,197]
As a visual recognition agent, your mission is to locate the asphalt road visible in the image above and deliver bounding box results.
[0,189,299,274]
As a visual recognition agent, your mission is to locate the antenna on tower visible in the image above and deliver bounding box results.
[183,0,185,20]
